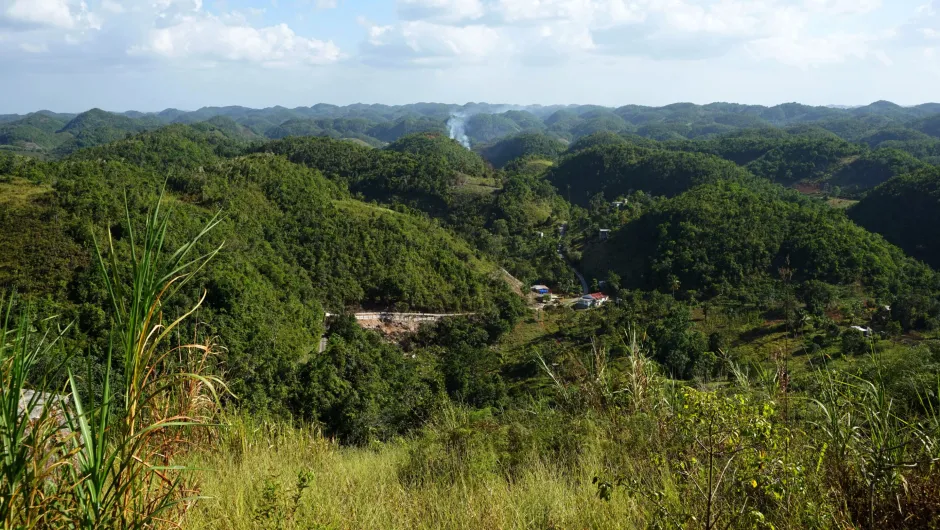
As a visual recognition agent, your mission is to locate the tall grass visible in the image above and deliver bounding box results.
[812,367,939,529]
[184,413,647,530]
[183,322,937,530]
[0,194,225,528]
[0,297,77,529]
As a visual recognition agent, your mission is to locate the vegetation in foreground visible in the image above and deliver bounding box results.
[187,336,940,530]
[1,198,224,528]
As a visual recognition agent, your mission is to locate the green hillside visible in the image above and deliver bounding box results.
[53,108,163,155]
[581,179,937,304]
[0,113,69,152]
[0,146,511,411]
[257,136,456,210]
[548,144,749,205]
[744,136,863,184]
[849,168,940,269]
[567,131,630,152]
[479,132,567,168]
[386,133,487,177]
[829,148,930,193]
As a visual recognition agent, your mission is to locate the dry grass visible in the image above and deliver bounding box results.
[184,418,646,530]
[0,178,52,207]
[0,193,225,529]
[826,198,859,209]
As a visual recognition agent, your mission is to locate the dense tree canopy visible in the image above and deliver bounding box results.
[547,144,749,205]
[849,168,940,269]
[582,179,938,304]
[386,133,487,177]
[479,132,567,168]
[0,138,514,413]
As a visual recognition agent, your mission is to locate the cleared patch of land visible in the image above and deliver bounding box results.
[827,198,859,209]
[0,178,52,206]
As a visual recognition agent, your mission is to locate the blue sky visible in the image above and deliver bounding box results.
[0,0,939,113]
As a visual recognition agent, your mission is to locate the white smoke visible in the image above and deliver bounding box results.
[447,112,471,149]
[446,104,547,149]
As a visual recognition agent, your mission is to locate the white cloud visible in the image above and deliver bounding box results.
[490,0,595,23]
[153,0,203,13]
[361,20,503,66]
[890,0,940,49]
[100,0,124,13]
[132,13,342,66]
[373,0,900,67]
[534,22,594,50]
[398,0,485,23]
[747,31,875,66]
[802,0,882,15]
[1,0,89,29]
[20,42,49,53]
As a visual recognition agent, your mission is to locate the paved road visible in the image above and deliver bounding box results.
[556,223,589,295]
[325,312,473,321]
[570,263,589,295]
[557,246,589,296]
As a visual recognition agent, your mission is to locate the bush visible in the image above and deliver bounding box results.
[841,330,870,356]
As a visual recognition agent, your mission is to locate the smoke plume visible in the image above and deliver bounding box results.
[447,113,471,149]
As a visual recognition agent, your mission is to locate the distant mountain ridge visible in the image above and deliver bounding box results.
[5,100,940,125]
[5,100,940,158]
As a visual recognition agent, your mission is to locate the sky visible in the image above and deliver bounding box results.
[1,0,940,113]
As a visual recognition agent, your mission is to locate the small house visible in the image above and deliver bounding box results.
[588,293,609,306]
[531,285,551,295]
[612,201,625,209]
[850,326,873,337]
[599,229,611,241]
[536,231,544,238]
[575,293,609,309]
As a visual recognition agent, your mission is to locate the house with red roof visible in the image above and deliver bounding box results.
[575,293,609,309]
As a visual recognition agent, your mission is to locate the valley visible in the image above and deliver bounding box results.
[2,101,940,530]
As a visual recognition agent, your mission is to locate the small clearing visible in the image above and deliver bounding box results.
[827,198,859,209]
[0,178,52,207]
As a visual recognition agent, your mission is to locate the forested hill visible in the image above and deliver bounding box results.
[580,178,937,299]
[3,104,940,425]
[0,127,520,410]
[849,168,940,269]
[547,144,750,205]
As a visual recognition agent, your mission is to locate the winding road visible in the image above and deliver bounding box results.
[557,224,589,295]
[569,260,589,295]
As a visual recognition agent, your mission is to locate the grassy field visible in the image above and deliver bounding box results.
[455,175,502,196]
[184,417,646,530]
[826,198,859,209]
[0,177,51,207]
